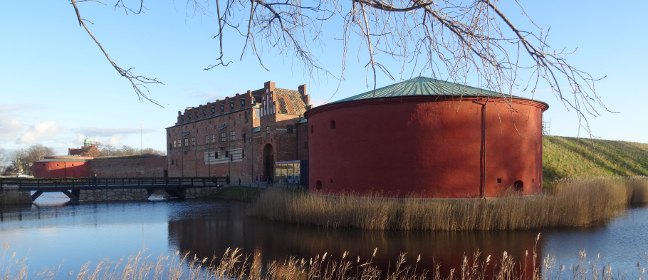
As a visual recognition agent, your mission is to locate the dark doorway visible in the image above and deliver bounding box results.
[263,144,274,183]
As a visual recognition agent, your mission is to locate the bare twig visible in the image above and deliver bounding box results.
[71,0,163,106]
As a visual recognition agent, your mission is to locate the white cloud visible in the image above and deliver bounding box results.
[108,135,124,146]
[18,121,63,144]
[0,118,22,136]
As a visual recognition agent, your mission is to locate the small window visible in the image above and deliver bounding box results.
[240,98,246,107]
[497,178,502,184]
[220,104,224,112]
[214,152,219,159]
[191,137,196,146]
[266,126,270,134]
[330,120,336,129]
[205,135,210,144]
[225,151,229,158]
[220,132,227,142]
[242,149,245,158]
[230,102,235,110]
[243,133,247,143]
[212,134,216,143]
[230,131,236,141]
[184,138,189,147]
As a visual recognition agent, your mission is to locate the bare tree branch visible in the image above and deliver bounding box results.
[70,0,163,106]
[71,0,607,131]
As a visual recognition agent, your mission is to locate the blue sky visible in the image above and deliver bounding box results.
[1,1,647,156]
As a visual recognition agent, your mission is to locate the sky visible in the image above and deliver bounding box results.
[1,1,647,158]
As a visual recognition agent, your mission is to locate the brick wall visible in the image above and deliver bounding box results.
[90,155,167,178]
[166,81,310,186]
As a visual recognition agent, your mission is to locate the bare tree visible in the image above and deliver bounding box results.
[70,0,605,128]
[98,144,164,157]
[0,148,9,174]
[6,145,55,175]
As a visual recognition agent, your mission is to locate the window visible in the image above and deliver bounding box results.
[214,152,219,159]
[287,125,294,134]
[243,133,247,143]
[240,98,246,107]
[266,126,270,134]
[230,102,235,110]
[230,131,236,141]
[184,138,189,147]
[330,120,336,129]
[220,104,224,112]
[205,135,210,144]
[242,149,245,158]
[225,151,229,158]
[220,132,227,142]
[191,137,196,146]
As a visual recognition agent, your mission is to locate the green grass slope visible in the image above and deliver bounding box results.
[543,136,648,183]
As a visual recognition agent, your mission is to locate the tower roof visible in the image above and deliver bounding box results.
[335,77,521,103]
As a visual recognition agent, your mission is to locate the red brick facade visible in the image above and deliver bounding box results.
[31,156,93,178]
[166,81,310,185]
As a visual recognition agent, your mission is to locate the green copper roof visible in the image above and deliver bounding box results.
[335,77,509,103]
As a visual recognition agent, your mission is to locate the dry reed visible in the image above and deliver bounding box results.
[249,177,648,231]
[2,240,645,279]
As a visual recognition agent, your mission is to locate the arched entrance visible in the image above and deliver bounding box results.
[262,144,274,183]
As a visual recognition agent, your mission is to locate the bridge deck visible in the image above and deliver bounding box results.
[0,177,228,202]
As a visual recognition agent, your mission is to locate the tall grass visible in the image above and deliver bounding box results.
[249,177,648,231]
[2,242,645,279]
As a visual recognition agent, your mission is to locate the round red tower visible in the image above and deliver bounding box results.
[305,77,548,198]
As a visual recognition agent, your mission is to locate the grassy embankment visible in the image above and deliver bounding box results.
[204,186,262,202]
[543,136,648,184]
[247,136,648,230]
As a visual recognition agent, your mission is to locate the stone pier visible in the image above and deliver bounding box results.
[0,185,32,205]
[79,189,150,202]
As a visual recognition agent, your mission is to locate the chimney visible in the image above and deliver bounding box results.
[298,84,310,105]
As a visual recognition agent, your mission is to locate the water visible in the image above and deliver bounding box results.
[1,193,648,278]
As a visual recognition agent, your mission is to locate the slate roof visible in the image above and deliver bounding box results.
[335,77,517,103]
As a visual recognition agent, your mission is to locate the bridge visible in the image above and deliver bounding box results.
[0,177,228,203]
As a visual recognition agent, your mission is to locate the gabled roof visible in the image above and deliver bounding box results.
[275,88,307,115]
[335,77,511,103]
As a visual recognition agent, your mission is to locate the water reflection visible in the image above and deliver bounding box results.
[1,197,647,278]
[168,203,542,276]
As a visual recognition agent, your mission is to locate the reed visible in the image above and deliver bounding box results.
[249,177,648,230]
[2,242,645,279]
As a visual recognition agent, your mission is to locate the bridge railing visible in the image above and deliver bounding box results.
[0,177,228,190]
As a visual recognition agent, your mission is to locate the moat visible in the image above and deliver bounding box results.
[1,193,647,278]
